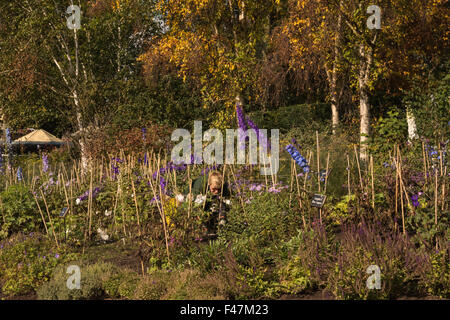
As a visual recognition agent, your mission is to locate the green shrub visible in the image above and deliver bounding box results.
[117,271,140,299]
[419,250,450,298]
[0,233,78,297]
[220,192,300,262]
[276,257,313,295]
[0,184,42,239]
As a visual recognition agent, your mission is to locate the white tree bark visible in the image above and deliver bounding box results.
[358,42,373,163]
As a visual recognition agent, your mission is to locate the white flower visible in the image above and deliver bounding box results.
[97,228,109,241]
[224,199,231,205]
[104,210,112,217]
[76,198,81,205]
[194,194,206,204]
[175,194,185,202]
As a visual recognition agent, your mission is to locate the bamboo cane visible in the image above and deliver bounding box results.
[354,144,363,190]
[40,189,59,248]
[293,163,306,229]
[32,192,49,238]
[435,169,438,251]
[370,155,375,210]
[87,168,93,238]
[316,131,320,193]
[422,141,428,184]
[131,178,142,237]
[347,154,351,199]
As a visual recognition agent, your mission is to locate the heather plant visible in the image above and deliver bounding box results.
[325,223,429,299]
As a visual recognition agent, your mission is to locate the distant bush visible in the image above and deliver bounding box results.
[36,262,121,300]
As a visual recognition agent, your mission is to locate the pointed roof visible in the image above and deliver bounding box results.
[12,129,66,145]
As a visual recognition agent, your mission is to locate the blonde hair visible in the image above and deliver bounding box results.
[208,171,223,189]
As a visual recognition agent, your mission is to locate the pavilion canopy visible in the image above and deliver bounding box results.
[12,129,66,146]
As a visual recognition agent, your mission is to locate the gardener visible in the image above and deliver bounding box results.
[177,170,231,238]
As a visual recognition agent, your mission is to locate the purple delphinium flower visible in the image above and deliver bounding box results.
[55,253,60,259]
[77,186,103,203]
[142,127,147,142]
[17,167,23,181]
[5,128,11,145]
[42,154,49,173]
[246,117,270,151]
[285,144,310,173]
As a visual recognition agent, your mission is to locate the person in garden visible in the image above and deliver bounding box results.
[177,170,231,238]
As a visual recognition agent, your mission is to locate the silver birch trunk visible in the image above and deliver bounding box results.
[358,42,372,162]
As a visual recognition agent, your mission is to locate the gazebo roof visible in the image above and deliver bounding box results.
[12,129,66,145]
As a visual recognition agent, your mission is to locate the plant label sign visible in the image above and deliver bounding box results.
[60,207,69,218]
[311,194,326,208]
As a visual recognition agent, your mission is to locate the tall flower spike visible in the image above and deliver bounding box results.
[42,154,49,173]
[17,167,23,181]
[286,144,310,173]
[246,116,270,151]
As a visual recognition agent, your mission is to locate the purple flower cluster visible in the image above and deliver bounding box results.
[111,158,124,177]
[285,144,310,173]
[410,192,422,208]
[17,167,23,181]
[246,117,270,151]
[5,128,11,145]
[235,102,271,151]
[152,161,187,179]
[42,154,49,173]
[77,186,102,203]
[201,164,219,176]
[142,127,147,142]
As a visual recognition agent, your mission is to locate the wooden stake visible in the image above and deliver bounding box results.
[370,155,375,210]
[40,189,59,248]
[33,192,49,238]
[131,179,142,237]
[347,154,351,198]
[316,131,320,192]
[354,144,363,190]
[422,142,428,184]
